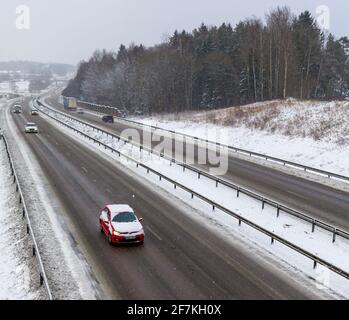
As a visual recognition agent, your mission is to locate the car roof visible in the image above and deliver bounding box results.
[106,204,133,214]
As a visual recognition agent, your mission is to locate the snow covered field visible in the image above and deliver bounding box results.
[0,137,44,299]
[0,81,30,95]
[130,99,349,178]
[37,102,349,299]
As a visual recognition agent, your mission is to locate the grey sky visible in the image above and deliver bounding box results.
[0,0,347,65]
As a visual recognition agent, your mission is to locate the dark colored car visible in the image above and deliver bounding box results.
[102,115,114,123]
[13,105,22,114]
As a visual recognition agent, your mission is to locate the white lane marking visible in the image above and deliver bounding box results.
[146,226,162,241]
[287,190,308,201]
[81,166,88,174]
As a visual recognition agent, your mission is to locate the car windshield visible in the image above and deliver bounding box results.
[112,212,137,223]
[27,123,36,126]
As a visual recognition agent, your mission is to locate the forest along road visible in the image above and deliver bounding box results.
[8,99,327,300]
[44,95,349,233]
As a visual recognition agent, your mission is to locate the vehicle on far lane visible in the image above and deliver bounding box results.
[13,105,22,114]
[77,108,84,114]
[25,122,38,134]
[102,115,114,123]
[99,204,145,245]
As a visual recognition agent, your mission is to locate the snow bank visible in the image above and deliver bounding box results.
[0,81,30,94]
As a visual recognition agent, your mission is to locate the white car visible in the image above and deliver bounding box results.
[25,122,38,134]
[77,108,84,114]
[99,204,145,245]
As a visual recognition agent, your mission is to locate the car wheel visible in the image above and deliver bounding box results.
[108,234,113,245]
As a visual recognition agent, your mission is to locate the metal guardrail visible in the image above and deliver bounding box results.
[36,98,349,282]
[76,99,349,184]
[0,133,53,300]
[39,98,349,244]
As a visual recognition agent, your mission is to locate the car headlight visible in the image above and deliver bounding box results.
[113,231,121,236]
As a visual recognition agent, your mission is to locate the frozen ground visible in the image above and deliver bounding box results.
[130,99,349,178]
[37,101,349,299]
[1,100,99,300]
[0,135,45,299]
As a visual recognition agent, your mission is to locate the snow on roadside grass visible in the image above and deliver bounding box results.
[37,104,349,299]
[0,138,41,299]
[130,101,349,178]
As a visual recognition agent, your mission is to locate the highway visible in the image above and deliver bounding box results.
[44,95,349,233]
[6,99,327,299]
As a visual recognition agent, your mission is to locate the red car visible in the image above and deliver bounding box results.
[99,204,144,245]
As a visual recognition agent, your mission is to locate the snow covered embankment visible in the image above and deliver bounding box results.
[131,99,349,180]
[0,137,44,299]
[37,104,349,299]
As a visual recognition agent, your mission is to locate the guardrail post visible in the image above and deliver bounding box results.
[198,173,201,179]
[216,181,219,188]
[26,225,29,234]
[333,229,337,243]
[238,219,241,226]
[312,220,315,233]
[277,207,280,218]
[237,189,240,198]
[33,246,36,256]
[40,273,44,286]
[262,201,265,210]
[271,237,274,245]
[313,260,317,269]
[212,205,215,211]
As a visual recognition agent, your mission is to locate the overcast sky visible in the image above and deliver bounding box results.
[0,0,347,65]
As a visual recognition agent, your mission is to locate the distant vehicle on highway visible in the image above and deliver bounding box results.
[31,108,39,116]
[13,105,22,114]
[99,204,144,245]
[76,108,84,114]
[102,115,114,123]
[63,96,77,110]
[25,122,38,134]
